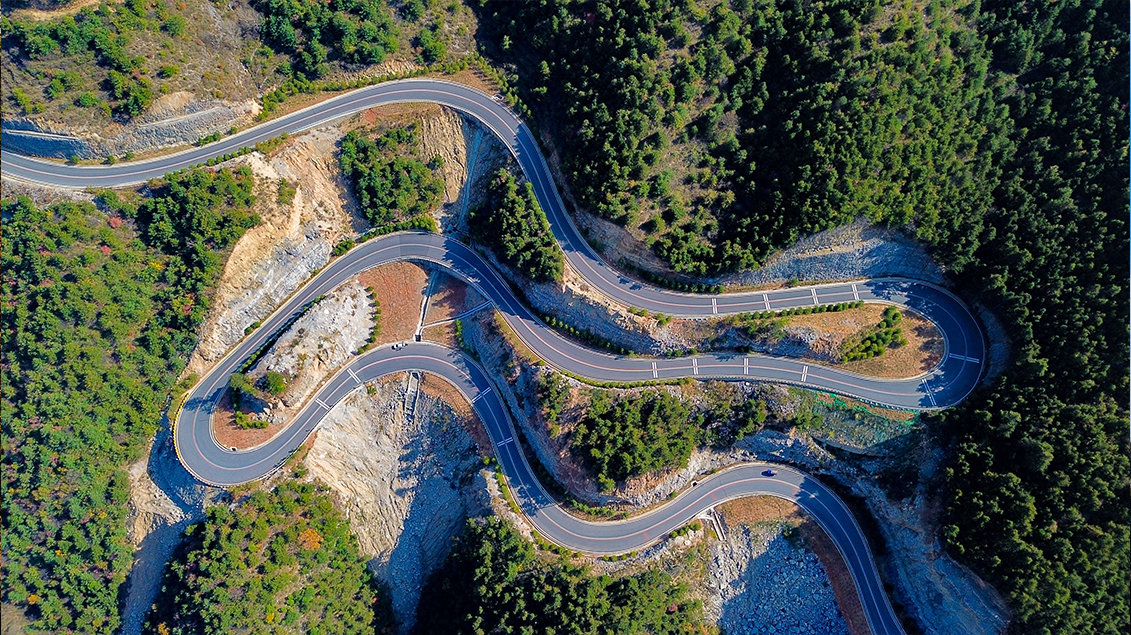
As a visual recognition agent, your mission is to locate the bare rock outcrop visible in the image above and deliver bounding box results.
[304,377,488,632]
[248,279,374,424]
[707,523,849,635]
[186,130,361,374]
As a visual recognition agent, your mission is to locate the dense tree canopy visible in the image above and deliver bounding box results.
[257,0,400,80]
[414,516,707,634]
[144,481,388,634]
[480,1,1128,630]
[572,390,696,490]
[477,0,1003,274]
[0,168,257,633]
[339,125,445,226]
[471,168,564,282]
[937,1,1129,631]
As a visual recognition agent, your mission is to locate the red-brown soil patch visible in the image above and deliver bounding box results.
[356,262,429,346]
[211,391,289,451]
[838,308,943,378]
[422,322,459,349]
[423,273,470,324]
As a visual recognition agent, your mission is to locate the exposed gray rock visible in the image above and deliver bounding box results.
[707,523,849,635]
[1,99,256,160]
[304,378,488,632]
[719,217,946,288]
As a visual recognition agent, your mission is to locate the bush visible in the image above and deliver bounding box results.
[840,306,904,362]
[415,517,706,633]
[573,390,697,487]
[144,482,389,633]
[264,371,287,395]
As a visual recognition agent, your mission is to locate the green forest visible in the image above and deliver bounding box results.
[144,481,389,634]
[0,168,257,633]
[567,385,767,490]
[477,0,1129,631]
[0,1,1126,633]
[339,125,446,226]
[573,390,696,490]
[414,516,708,634]
[477,0,1002,274]
[257,0,401,80]
[470,168,565,282]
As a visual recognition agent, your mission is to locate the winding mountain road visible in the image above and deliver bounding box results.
[1,78,989,635]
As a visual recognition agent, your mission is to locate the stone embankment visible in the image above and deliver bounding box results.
[248,280,374,424]
[721,217,945,288]
[1,97,258,159]
[707,523,850,635]
[304,377,488,632]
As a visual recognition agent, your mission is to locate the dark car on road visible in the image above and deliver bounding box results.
[762,469,776,477]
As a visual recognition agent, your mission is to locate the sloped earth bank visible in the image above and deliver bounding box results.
[185,101,492,376]
[303,377,489,632]
[183,130,362,377]
[119,425,225,635]
[668,305,945,379]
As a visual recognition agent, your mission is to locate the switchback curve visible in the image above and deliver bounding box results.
[1,78,994,635]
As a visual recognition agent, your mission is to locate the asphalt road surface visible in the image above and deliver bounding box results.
[2,79,992,634]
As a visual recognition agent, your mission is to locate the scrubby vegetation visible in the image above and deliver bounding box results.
[536,371,570,426]
[470,168,564,283]
[1,1,186,118]
[144,481,390,634]
[339,125,445,227]
[414,516,706,634]
[840,306,905,362]
[538,310,633,356]
[728,300,865,344]
[0,167,257,633]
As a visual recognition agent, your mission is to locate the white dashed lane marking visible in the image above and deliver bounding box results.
[922,380,937,406]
